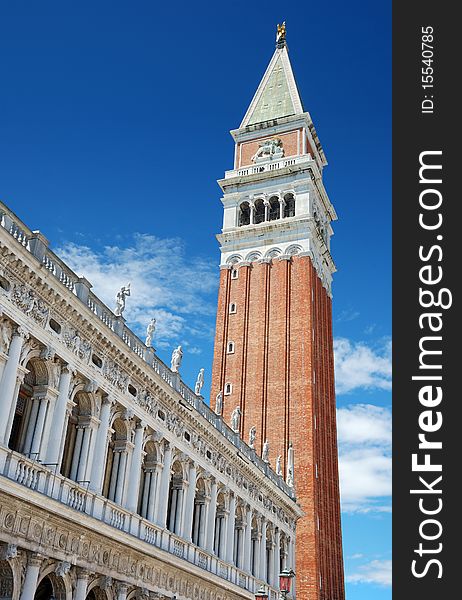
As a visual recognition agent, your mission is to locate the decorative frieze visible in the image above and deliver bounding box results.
[12,283,49,327]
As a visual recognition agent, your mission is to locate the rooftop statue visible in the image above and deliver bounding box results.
[195,368,205,396]
[170,345,183,373]
[145,318,156,347]
[114,283,130,317]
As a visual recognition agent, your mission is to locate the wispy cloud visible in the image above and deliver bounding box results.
[56,234,218,348]
[336,308,360,323]
[334,337,392,394]
[337,404,392,513]
[347,559,392,587]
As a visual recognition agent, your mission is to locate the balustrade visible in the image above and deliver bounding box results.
[1,448,283,596]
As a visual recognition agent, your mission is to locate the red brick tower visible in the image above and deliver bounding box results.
[210,25,345,600]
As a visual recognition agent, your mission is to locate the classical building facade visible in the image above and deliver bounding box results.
[0,197,302,600]
[210,27,345,600]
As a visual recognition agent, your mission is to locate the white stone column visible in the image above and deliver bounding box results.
[267,542,274,585]
[279,197,285,219]
[288,535,295,569]
[174,485,184,535]
[182,461,197,541]
[264,199,270,222]
[29,394,49,457]
[19,553,42,600]
[76,425,93,483]
[45,366,73,466]
[22,398,40,456]
[0,327,28,445]
[168,488,178,531]
[73,568,90,600]
[237,525,245,569]
[82,418,99,483]
[259,518,267,581]
[38,381,60,462]
[115,448,128,504]
[4,370,25,448]
[115,583,128,600]
[198,501,207,548]
[218,514,228,559]
[226,493,236,563]
[108,450,121,500]
[156,442,173,528]
[249,201,255,224]
[274,528,281,586]
[253,535,260,578]
[69,426,84,481]
[89,397,113,492]
[141,470,151,518]
[205,479,217,553]
[125,422,145,512]
[147,465,161,522]
[243,506,252,574]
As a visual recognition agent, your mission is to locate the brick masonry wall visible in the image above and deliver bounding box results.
[210,255,345,600]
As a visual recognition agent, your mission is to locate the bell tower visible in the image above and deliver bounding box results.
[210,24,345,600]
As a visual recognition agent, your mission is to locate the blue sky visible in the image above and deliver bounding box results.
[0,2,391,598]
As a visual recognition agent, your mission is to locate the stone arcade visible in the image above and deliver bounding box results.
[0,198,302,600]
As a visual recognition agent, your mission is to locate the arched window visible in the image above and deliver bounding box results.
[166,461,184,535]
[227,341,235,354]
[8,362,35,454]
[224,382,232,395]
[214,492,227,558]
[231,268,239,280]
[269,196,280,220]
[34,573,66,600]
[192,477,207,547]
[284,193,296,218]
[239,202,251,226]
[138,440,159,521]
[254,199,265,224]
[229,302,237,314]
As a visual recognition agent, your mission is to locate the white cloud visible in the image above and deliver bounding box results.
[56,234,218,347]
[347,559,392,587]
[337,404,392,513]
[336,308,360,323]
[334,337,392,395]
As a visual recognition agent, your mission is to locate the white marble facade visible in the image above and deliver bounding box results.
[0,202,302,600]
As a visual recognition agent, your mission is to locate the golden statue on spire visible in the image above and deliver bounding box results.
[276,21,286,44]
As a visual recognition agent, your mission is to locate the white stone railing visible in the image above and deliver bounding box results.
[224,154,313,179]
[0,208,30,249]
[0,448,278,597]
[0,200,295,501]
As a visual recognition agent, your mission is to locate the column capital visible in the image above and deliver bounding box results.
[115,581,129,594]
[15,326,29,340]
[0,543,17,560]
[75,567,91,580]
[102,395,116,407]
[61,363,76,376]
[55,561,71,577]
[26,551,44,567]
